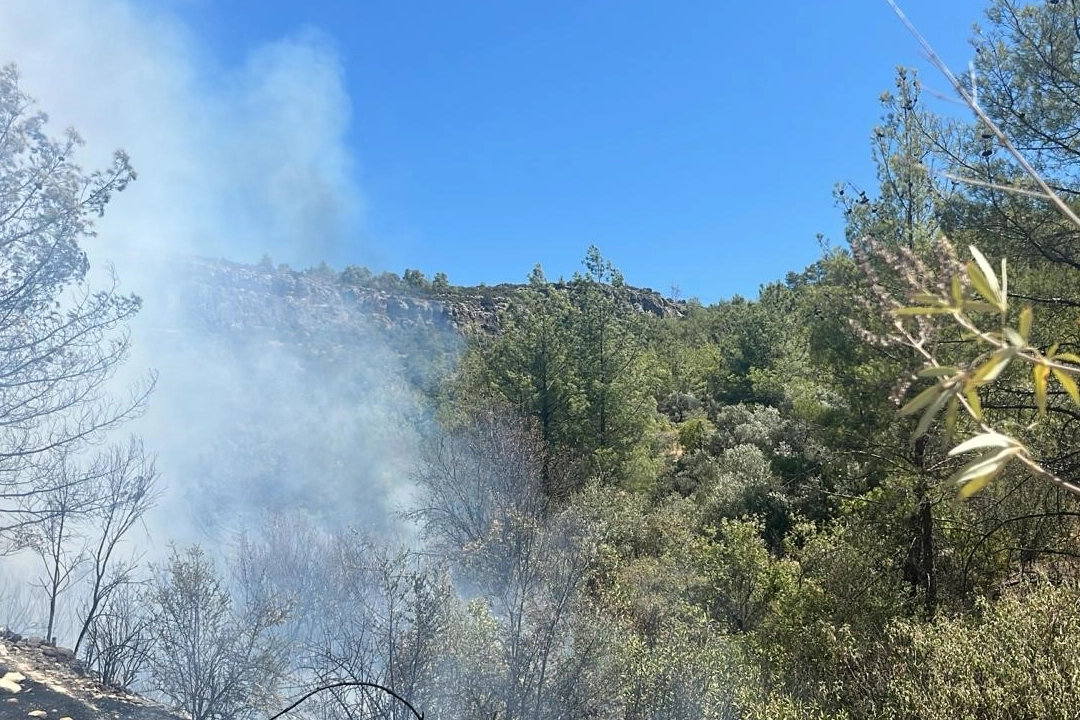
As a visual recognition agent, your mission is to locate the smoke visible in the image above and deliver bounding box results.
[0,0,424,555]
[0,0,362,269]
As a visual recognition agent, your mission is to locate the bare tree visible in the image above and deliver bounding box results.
[27,453,89,644]
[231,517,459,720]
[291,534,454,720]
[410,406,606,720]
[144,545,288,720]
[74,437,158,655]
[407,406,565,563]
[21,436,157,647]
[81,581,152,688]
[0,63,152,541]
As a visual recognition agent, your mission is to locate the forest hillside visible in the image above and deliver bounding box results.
[3,2,1080,719]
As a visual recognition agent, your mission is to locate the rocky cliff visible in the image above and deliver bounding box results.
[173,257,685,339]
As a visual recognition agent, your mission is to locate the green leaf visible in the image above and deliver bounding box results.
[971,348,1015,385]
[960,301,1001,314]
[1034,363,1050,416]
[1000,257,1008,305]
[948,432,1019,456]
[900,384,942,417]
[1004,327,1026,347]
[966,262,1001,309]
[956,448,1019,480]
[1052,367,1080,405]
[945,396,959,438]
[893,306,958,316]
[914,387,954,439]
[964,386,983,420]
[969,245,1003,308]
[958,471,1000,498]
[950,446,1022,497]
[1053,352,1080,365]
[950,275,963,306]
[1018,306,1033,342]
[917,366,958,378]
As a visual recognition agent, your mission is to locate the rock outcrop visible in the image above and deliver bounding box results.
[0,630,181,720]
[172,257,685,339]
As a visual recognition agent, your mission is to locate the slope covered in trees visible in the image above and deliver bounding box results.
[4,2,1080,719]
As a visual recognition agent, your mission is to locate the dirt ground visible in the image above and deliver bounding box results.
[0,632,181,720]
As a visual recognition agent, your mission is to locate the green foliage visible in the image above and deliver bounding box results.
[232,4,1080,718]
[695,518,794,633]
[617,617,750,720]
[757,580,1080,720]
[677,416,716,454]
[701,445,778,522]
[403,267,428,290]
[569,248,658,479]
[304,260,338,281]
[341,263,373,286]
[371,270,403,290]
[877,582,1080,720]
[451,247,662,489]
[879,237,1080,496]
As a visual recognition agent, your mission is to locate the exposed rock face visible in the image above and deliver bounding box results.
[173,257,684,339]
[0,630,182,720]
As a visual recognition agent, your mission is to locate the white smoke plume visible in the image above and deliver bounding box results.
[0,0,363,270]
[0,0,424,552]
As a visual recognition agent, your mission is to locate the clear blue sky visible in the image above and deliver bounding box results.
[155,0,987,303]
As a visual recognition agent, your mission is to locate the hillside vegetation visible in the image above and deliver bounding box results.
[3,2,1080,719]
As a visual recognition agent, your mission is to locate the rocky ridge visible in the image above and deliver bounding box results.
[174,257,685,338]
